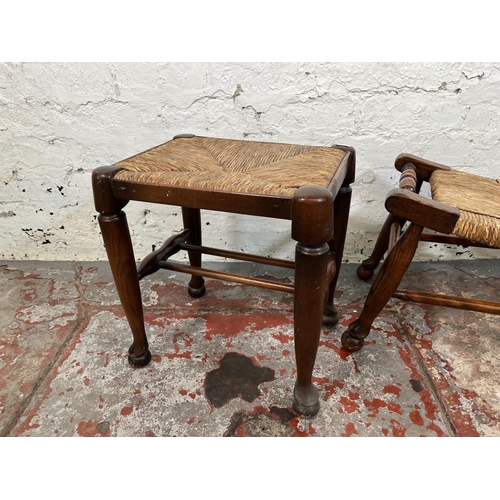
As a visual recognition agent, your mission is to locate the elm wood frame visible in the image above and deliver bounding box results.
[92,145,355,417]
[342,154,500,353]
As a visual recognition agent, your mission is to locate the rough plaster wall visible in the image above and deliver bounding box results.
[1,62,499,263]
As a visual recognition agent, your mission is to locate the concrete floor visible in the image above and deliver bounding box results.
[1,258,499,437]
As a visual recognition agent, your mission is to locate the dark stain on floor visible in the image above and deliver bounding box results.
[410,379,425,392]
[224,406,296,437]
[204,352,275,408]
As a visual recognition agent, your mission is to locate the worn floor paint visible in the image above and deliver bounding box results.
[1,260,498,436]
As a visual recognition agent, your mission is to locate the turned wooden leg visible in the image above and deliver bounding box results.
[92,166,151,368]
[182,207,206,298]
[291,186,333,417]
[357,213,404,280]
[342,223,423,352]
[323,183,352,326]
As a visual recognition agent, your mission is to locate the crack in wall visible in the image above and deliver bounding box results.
[2,62,500,261]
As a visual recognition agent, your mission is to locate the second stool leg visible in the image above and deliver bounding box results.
[182,207,206,298]
[342,222,423,352]
[357,213,403,280]
[323,183,352,325]
[292,186,334,417]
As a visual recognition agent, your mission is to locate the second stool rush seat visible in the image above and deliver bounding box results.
[92,134,355,416]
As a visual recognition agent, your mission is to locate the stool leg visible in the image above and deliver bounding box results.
[292,186,334,417]
[182,207,206,298]
[92,167,151,368]
[342,222,423,352]
[323,183,352,326]
[357,213,403,280]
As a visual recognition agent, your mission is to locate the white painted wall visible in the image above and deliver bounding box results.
[1,62,499,263]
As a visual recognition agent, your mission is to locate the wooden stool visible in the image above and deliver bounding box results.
[92,134,355,416]
[342,153,500,353]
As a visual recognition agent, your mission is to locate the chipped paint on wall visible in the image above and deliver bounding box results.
[1,62,499,261]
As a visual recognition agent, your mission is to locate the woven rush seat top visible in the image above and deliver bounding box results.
[430,169,500,248]
[114,136,347,198]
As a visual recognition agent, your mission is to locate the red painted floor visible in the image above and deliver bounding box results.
[0,259,498,436]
